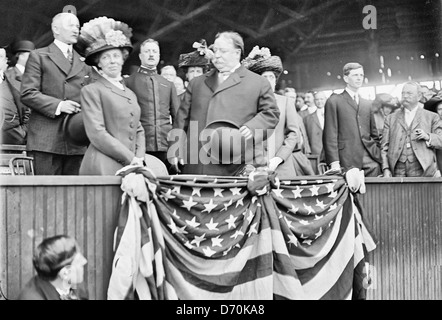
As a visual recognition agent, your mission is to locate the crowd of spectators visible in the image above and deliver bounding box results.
[1,10,442,179]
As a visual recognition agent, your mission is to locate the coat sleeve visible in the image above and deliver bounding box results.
[20,50,61,117]
[380,113,392,171]
[429,115,442,149]
[169,83,180,123]
[81,85,136,165]
[276,97,301,162]
[323,94,340,164]
[243,78,280,142]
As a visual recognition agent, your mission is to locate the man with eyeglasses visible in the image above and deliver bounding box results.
[169,31,280,176]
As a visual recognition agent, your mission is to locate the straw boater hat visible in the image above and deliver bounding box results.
[242,46,283,78]
[63,17,133,147]
[178,39,211,70]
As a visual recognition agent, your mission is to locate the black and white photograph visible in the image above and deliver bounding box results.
[0,0,441,304]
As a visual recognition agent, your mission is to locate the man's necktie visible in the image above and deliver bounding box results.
[354,94,359,106]
[218,71,231,84]
[67,48,73,64]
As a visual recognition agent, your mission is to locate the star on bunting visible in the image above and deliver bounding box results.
[202,246,216,257]
[181,196,198,211]
[226,215,237,229]
[211,235,224,247]
[247,223,258,237]
[202,199,217,213]
[213,188,224,197]
[292,186,303,198]
[309,185,320,196]
[205,218,219,231]
[191,233,206,247]
[186,216,200,228]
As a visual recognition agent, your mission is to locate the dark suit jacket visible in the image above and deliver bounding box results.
[303,110,324,160]
[1,69,30,144]
[21,42,92,155]
[125,70,179,152]
[381,107,442,176]
[171,65,280,175]
[323,91,381,170]
[17,275,88,300]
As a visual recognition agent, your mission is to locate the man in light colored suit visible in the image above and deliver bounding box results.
[21,12,92,175]
[168,31,280,176]
[323,62,381,177]
[381,82,442,177]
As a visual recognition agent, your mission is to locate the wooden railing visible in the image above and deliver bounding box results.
[1,176,441,300]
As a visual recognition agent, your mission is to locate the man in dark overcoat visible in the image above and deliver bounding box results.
[169,31,280,176]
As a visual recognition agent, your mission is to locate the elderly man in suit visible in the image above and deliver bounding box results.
[168,31,280,176]
[381,82,442,177]
[21,12,92,175]
[125,39,179,172]
[323,62,382,177]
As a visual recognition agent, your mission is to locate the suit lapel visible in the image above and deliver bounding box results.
[48,43,71,75]
[99,76,133,101]
[312,111,322,130]
[411,107,423,130]
[213,66,246,95]
[341,90,359,111]
[7,67,21,92]
[397,108,408,130]
[204,69,218,92]
[67,50,85,80]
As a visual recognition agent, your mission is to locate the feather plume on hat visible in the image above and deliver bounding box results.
[178,39,213,69]
[77,17,133,66]
[242,46,283,78]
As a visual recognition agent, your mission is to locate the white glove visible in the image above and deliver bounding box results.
[345,168,366,194]
[130,157,144,167]
[268,157,283,171]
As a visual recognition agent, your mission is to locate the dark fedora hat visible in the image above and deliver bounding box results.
[11,40,35,54]
[201,120,254,164]
[62,112,89,147]
[424,94,442,113]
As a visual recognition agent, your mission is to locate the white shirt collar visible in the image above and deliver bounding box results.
[53,39,72,57]
[100,71,124,90]
[308,105,317,114]
[15,64,25,74]
[345,87,358,99]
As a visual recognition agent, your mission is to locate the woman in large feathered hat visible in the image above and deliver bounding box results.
[74,17,146,175]
[242,46,315,178]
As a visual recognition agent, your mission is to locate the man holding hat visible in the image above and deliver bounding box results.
[168,31,280,176]
[21,12,92,175]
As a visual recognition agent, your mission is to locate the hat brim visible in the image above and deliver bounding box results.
[424,97,442,113]
[62,112,90,147]
[85,45,133,66]
[245,56,283,78]
[201,120,254,164]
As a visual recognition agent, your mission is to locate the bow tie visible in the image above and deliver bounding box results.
[138,66,157,76]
